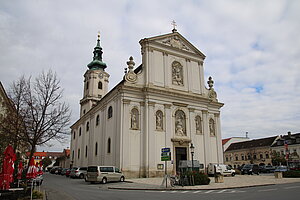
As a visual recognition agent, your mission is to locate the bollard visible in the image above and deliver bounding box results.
[214,173,224,183]
[274,172,283,179]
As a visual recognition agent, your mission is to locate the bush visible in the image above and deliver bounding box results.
[283,170,300,178]
[182,171,210,185]
[32,190,43,199]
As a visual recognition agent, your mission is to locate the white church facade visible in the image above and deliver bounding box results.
[70,29,224,178]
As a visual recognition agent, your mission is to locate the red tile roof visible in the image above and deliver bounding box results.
[222,138,231,145]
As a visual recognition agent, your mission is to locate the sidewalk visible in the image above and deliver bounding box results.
[108,175,300,190]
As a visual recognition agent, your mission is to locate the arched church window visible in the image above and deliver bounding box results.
[72,150,74,160]
[85,145,88,158]
[79,127,81,136]
[86,122,89,132]
[195,115,202,134]
[175,110,186,136]
[73,131,76,139]
[78,149,80,159]
[86,81,89,90]
[209,118,215,136]
[172,61,184,86]
[107,138,111,153]
[98,81,103,89]
[95,142,98,156]
[131,108,139,129]
[96,115,100,126]
[108,106,113,119]
[156,110,163,130]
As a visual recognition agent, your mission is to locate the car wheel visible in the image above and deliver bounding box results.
[120,176,125,182]
[102,178,107,184]
[79,174,84,179]
[231,172,235,177]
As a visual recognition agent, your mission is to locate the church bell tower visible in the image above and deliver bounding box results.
[80,33,109,117]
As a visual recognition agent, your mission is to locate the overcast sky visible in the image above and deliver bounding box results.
[1,0,299,152]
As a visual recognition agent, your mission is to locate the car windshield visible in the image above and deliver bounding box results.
[243,165,252,169]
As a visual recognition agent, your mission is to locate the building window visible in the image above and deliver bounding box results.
[131,108,139,129]
[235,156,239,161]
[209,118,215,136]
[107,138,111,153]
[241,155,245,160]
[79,127,81,136]
[78,149,80,159]
[226,157,228,162]
[96,115,100,126]
[195,115,202,134]
[98,81,102,89]
[86,122,89,132]
[72,150,74,160]
[95,142,98,156]
[83,109,86,115]
[253,154,257,160]
[156,110,163,130]
[108,106,113,119]
[73,131,76,139]
[86,81,89,90]
[175,110,186,136]
[265,153,269,159]
[85,146,88,158]
[260,154,263,159]
[248,155,251,160]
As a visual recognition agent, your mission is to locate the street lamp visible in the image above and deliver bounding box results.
[190,143,195,171]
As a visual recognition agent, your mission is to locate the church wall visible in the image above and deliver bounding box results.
[153,51,164,87]
[190,61,201,94]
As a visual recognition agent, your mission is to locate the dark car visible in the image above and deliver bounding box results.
[61,168,68,176]
[65,168,71,177]
[241,164,259,175]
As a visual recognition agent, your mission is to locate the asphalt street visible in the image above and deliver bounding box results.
[42,173,300,200]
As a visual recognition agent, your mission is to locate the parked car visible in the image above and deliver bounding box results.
[50,166,59,174]
[65,168,71,177]
[61,168,69,176]
[70,167,87,179]
[207,163,235,176]
[260,165,276,173]
[86,166,125,184]
[275,166,288,172]
[241,164,259,175]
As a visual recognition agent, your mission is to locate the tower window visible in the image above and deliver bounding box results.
[85,145,88,158]
[79,127,81,136]
[98,81,103,89]
[95,142,98,156]
[108,106,113,119]
[96,115,100,126]
[86,81,89,90]
[73,131,76,139]
[78,149,80,159]
[107,138,111,153]
[86,122,89,132]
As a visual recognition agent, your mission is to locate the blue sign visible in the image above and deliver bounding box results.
[161,148,170,153]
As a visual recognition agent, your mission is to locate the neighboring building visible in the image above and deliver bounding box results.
[70,29,224,178]
[271,132,300,168]
[224,136,278,169]
[222,137,250,152]
[25,151,66,167]
[59,148,71,168]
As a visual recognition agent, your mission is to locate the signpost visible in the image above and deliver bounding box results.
[161,148,171,188]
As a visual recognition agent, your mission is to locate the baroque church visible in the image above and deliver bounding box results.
[70,28,224,178]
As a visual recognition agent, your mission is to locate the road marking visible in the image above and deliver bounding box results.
[160,191,166,193]
[217,190,227,193]
[181,191,188,193]
[192,191,201,193]
[284,186,300,189]
[258,189,277,192]
[170,191,177,193]
[204,190,214,193]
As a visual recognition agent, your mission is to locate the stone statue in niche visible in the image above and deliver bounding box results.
[156,111,163,130]
[131,108,139,129]
[175,110,186,136]
[209,118,215,136]
[195,115,202,134]
[172,62,184,86]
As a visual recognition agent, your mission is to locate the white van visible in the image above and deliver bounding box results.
[86,166,125,184]
[207,163,235,176]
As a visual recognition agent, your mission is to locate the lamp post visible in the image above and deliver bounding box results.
[190,143,195,171]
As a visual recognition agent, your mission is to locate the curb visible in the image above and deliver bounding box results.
[107,183,276,191]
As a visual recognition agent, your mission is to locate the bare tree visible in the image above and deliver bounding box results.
[6,70,71,162]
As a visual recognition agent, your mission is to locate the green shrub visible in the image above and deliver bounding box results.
[32,190,43,199]
[182,171,210,185]
[283,170,300,178]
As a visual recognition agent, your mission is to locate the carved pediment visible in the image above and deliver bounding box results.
[160,35,191,52]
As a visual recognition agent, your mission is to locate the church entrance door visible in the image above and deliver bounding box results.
[175,147,187,174]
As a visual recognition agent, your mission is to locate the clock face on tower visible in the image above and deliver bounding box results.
[98,73,103,79]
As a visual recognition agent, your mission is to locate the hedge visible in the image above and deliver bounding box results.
[283,170,300,178]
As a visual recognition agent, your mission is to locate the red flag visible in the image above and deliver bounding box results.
[17,161,23,180]
[38,161,43,175]
[26,157,37,179]
[0,145,16,190]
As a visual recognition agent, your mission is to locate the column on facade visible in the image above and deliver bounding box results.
[198,61,205,94]
[147,101,155,177]
[202,110,210,166]
[163,52,169,88]
[215,113,223,163]
[186,59,192,92]
[122,99,131,173]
